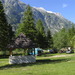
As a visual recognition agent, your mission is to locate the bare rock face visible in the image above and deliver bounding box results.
[0,0,75,34]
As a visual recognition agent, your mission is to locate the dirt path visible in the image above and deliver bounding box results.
[51,54,74,58]
[37,54,75,59]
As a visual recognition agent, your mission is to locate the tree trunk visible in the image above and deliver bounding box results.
[34,48,35,56]
[9,49,12,56]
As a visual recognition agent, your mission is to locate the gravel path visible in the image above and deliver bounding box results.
[51,54,74,58]
[37,54,75,59]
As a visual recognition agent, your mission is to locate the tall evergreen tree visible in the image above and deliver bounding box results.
[47,29,53,48]
[36,19,45,36]
[0,1,13,53]
[16,5,36,42]
[36,19,47,48]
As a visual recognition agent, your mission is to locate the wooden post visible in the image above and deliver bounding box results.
[9,49,12,56]
[24,48,28,55]
[27,48,29,55]
[24,49,26,55]
[34,48,35,56]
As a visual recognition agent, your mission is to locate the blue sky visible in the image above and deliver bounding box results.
[20,0,75,23]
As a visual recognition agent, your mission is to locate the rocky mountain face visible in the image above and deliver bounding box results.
[0,0,27,31]
[0,0,74,34]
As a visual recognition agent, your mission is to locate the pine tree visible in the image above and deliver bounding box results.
[36,19,45,36]
[36,19,47,48]
[47,29,53,48]
[16,5,36,42]
[0,1,13,53]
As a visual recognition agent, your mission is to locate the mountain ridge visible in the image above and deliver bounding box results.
[0,0,74,34]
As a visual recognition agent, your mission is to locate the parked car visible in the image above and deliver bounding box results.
[66,47,74,53]
[49,49,54,53]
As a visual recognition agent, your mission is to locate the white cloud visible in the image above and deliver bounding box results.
[62,4,68,8]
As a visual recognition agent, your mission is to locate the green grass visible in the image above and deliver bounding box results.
[0,54,75,75]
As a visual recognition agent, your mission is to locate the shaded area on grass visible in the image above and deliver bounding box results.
[0,54,23,59]
[36,58,70,64]
[0,55,9,59]
[0,58,70,70]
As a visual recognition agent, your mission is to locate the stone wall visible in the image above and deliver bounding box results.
[9,55,36,64]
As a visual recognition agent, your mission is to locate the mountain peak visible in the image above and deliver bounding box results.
[47,11,55,14]
[33,7,64,18]
[34,7,55,14]
[33,7,47,12]
[0,0,74,34]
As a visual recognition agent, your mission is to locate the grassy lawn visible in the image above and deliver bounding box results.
[0,54,75,75]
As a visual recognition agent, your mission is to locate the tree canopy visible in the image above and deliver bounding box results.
[36,19,48,48]
[16,5,36,42]
[53,26,75,50]
[47,29,53,48]
[16,5,53,49]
